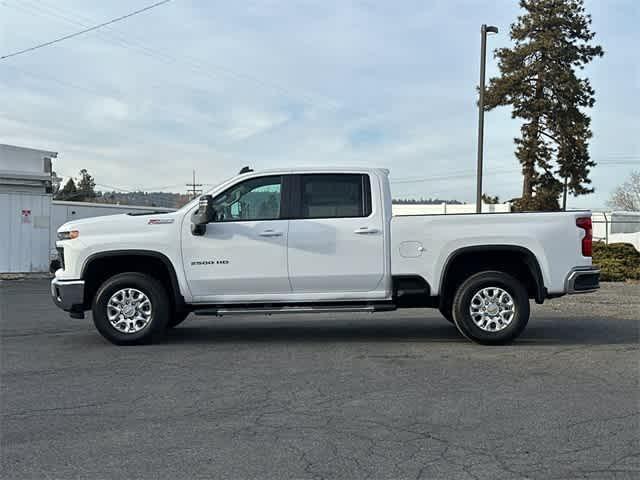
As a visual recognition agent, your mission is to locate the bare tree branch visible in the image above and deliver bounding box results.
[607,170,640,211]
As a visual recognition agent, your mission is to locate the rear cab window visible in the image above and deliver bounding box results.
[299,174,372,219]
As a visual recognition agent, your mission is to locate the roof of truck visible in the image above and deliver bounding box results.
[237,166,390,176]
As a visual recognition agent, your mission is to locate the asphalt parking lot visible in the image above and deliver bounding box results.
[1,279,638,480]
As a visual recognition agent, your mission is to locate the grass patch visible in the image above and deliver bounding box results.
[593,242,640,282]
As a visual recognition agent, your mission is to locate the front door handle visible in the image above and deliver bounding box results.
[259,229,283,237]
[354,227,379,234]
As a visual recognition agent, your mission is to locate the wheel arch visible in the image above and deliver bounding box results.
[439,245,546,307]
[81,250,185,311]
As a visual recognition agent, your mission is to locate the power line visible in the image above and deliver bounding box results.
[389,159,639,185]
[6,0,367,115]
[55,173,198,206]
[3,62,230,140]
[0,0,172,60]
[390,168,516,185]
[55,176,178,207]
[4,0,351,114]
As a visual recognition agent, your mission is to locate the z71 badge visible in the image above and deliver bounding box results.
[191,260,229,266]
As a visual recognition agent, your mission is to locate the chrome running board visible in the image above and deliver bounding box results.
[194,303,396,316]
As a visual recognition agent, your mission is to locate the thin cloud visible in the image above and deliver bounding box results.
[0,0,636,208]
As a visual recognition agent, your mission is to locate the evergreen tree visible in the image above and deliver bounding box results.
[485,0,603,211]
[55,178,77,200]
[76,169,97,201]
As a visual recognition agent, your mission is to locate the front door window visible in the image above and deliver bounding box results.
[213,176,281,222]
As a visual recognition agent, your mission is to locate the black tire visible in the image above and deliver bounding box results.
[168,310,189,328]
[452,271,530,345]
[92,272,169,345]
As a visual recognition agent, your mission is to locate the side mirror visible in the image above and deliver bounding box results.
[191,195,215,236]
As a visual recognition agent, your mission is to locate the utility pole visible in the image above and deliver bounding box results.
[476,24,498,214]
[186,169,202,199]
[562,176,568,211]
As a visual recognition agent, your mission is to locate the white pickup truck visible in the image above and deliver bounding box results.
[51,167,599,345]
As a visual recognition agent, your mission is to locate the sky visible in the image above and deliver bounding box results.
[1,0,638,208]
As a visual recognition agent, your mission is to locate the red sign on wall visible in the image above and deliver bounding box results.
[21,209,31,224]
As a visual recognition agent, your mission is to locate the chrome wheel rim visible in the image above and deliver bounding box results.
[469,286,515,332]
[107,288,152,334]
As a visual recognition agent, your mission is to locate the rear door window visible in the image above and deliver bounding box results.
[299,174,371,219]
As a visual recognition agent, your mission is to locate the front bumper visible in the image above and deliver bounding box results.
[51,277,85,315]
[565,267,600,294]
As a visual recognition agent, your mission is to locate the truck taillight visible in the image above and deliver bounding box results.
[576,217,593,257]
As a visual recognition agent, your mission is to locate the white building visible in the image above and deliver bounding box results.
[0,144,175,273]
[0,144,58,273]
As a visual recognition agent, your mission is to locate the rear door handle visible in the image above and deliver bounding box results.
[259,229,283,237]
[354,227,379,234]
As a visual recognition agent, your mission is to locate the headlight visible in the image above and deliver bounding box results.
[57,230,79,240]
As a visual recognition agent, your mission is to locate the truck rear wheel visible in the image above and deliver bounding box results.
[452,271,529,345]
[92,272,169,345]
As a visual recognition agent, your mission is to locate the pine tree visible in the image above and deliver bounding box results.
[55,178,77,200]
[76,169,97,201]
[485,0,603,211]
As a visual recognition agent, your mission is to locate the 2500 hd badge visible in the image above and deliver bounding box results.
[191,260,229,266]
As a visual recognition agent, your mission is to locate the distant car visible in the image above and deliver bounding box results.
[51,167,599,345]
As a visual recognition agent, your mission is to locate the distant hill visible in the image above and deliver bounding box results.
[94,191,193,209]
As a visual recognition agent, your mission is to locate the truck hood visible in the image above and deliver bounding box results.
[57,212,178,235]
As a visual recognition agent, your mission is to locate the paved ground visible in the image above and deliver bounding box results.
[1,280,638,480]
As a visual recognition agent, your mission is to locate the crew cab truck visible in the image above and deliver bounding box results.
[51,167,600,345]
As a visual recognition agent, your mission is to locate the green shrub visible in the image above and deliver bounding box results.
[592,242,640,282]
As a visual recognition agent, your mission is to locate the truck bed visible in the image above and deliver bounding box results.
[391,211,592,296]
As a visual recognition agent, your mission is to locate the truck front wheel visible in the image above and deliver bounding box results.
[452,271,529,345]
[92,272,170,345]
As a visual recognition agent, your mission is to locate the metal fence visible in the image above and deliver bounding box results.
[592,215,640,253]
[592,216,640,244]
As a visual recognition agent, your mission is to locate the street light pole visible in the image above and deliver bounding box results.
[476,24,498,214]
